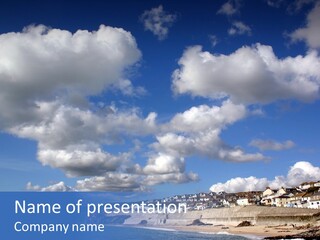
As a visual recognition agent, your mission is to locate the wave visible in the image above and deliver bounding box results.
[130,225,177,232]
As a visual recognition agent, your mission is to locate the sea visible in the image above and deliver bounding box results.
[101,226,261,240]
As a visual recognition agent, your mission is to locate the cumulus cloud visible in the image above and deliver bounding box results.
[217,0,241,16]
[143,172,199,186]
[149,100,266,163]
[37,148,127,177]
[0,25,164,183]
[0,25,142,129]
[31,170,199,192]
[210,161,320,192]
[7,102,157,177]
[0,25,163,190]
[140,5,177,40]
[75,173,146,192]
[289,2,320,48]
[172,44,320,104]
[210,176,269,193]
[27,181,74,192]
[228,21,252,35]
[143,153,185,174]
[250,139,295,151]
[0,24,203,193]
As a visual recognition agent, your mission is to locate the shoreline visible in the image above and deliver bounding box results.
[126,223,320,239]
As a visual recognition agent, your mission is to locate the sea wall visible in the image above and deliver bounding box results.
[123,206,320,226]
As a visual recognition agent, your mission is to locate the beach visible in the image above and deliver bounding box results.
[157,222,320,239]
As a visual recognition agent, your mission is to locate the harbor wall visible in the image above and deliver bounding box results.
[123,206,320,226]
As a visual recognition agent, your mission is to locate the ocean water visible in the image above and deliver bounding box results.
[102,226,257,240]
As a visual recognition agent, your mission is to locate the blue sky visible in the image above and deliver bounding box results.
[0,0,320,200]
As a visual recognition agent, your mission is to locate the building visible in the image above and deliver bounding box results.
[236,198,250,206]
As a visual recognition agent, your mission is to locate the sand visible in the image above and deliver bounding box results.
[157,223,318,239]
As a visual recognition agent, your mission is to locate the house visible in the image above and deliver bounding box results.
[299,181,319,190]
[236,198,250,206]
[274,195,291,207]
[263,187,276,197]
[307,190,320,209]
[289,192,308,208]
[194,202,206,210]
[308,200,320,209]
[277,187,287,195]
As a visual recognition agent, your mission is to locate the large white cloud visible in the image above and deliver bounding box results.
[9,102,157,149]
[0,25,161,180]
[0,25,142,128]
[210,161,320,193]
[7,101,157,177]
[290,2,320,49]
[0,25,200,191]
[172,44,320,104]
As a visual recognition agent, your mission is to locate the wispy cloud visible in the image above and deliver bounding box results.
[140,5,177,40]
[289,2,320,48]
[217,0,241,16]
[228,21,251,35]
[209,35,219,47]
[249,139,295,151]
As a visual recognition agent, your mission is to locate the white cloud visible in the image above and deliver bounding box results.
[228,21,252,35]
[37,148,126,177]
[75,173,146,192]
[151,100,266,162]
[0,25,158,182]
[167,100,247,133]
[217,0,240,16]
[75,171,199,191]
[143,172,199,186]
[7,102,157,177]
[210,161,320,192]
[286,161,320,186]
[0,25,142,129]
[250,139,295,151]
[9,102,157,149]
[290,2,320,48]
[27,181,74,192]
[2,25,246,191]
[140,5,177,40]
[143,153,185,174]
[210,176,269,193]
[172,44,320,104]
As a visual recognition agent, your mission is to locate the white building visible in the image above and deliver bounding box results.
[236,198,250,206]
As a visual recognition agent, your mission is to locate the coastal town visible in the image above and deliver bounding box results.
[148,180,320,211]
